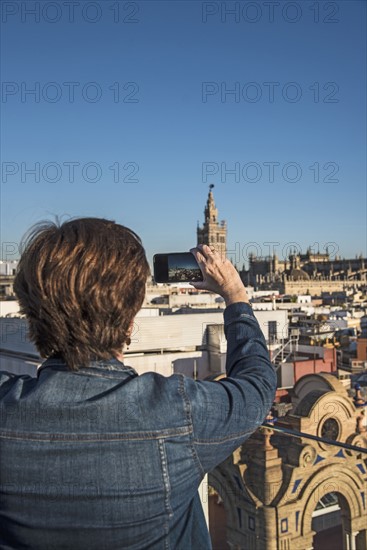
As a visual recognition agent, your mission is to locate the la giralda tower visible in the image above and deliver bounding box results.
[197,185,227,260]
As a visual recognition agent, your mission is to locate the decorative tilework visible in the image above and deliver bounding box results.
[295,511,300,531]
[292,479,302,493]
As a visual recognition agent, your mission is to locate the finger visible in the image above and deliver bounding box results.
[202,244,218,261]
[189,247,201,258]
[203,244,217,254]
[190,248,206,265]
[189,281,206,290]
[192,244,210,260]
[196,251,206,264]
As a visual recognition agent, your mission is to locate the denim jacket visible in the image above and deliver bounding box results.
[0,302,277,549]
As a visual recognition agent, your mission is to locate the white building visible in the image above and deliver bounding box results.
[0,260,18,276]
[0,308,288,378]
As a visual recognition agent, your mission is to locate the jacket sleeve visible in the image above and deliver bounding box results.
[183,302,277,474]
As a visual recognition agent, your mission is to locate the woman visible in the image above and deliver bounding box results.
[0,217,277,549]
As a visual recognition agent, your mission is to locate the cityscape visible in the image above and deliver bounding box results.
[1,1,365,547]
[1,188,366,550]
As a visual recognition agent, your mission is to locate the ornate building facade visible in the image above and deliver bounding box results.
[197,185,227,260]
[240,249,367,295]
[195,190,366,295]
[209,373,367,549]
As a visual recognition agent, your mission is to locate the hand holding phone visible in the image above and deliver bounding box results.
[153,252,203,283]
[189,245,250,306]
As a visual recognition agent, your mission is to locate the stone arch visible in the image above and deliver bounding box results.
[312,393,355,420]
[299,467,364,537]
[208,371,367,549]
[306,394,357,443]
[291,380,358,446]
[292,373,349,410]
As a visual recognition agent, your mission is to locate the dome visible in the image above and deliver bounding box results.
[293,389,327,416]
[290,268,310,281]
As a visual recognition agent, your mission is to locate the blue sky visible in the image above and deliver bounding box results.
[1,0,366,269]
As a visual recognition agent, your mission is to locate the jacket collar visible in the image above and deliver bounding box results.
[37,353,138,380]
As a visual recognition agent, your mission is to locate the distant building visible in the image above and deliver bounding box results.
[0,261,18,276]
[357,315,367,363]
[0,261,19,298]
[197,185,227,260]
[240,248,367,296]
[275,344,337,387]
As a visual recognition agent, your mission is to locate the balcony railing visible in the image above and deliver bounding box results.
[271,329,300,367]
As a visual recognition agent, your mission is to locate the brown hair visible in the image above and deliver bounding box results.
[13,217,150,370]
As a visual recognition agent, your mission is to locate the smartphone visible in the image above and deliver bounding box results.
[153,252,203,283]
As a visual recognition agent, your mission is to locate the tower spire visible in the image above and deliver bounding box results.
[197,186,227,260]
[205,185,218,223]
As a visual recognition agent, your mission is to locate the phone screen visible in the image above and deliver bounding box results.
[153,252,203,283]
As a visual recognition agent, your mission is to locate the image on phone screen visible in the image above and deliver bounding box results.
[153,252,203,283]
[168,253,202,282]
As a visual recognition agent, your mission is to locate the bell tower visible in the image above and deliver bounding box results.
[197,185,227,260]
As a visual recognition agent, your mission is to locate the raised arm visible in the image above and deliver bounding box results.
[183,245,277,473]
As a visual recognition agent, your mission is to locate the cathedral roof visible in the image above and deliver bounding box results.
[290,268,310,281]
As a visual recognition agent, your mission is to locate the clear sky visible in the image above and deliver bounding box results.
[1,0,366,270]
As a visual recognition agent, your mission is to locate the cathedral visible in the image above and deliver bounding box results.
[241,250,367,289]
[196,187,366,296]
